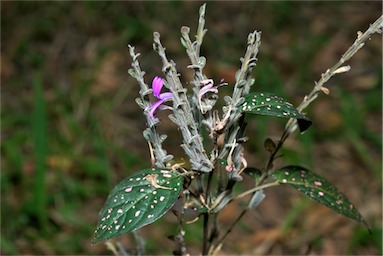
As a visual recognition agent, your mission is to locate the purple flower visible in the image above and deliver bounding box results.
[198,79,227,100]
[197,79,227,113]
[147,76,173,119]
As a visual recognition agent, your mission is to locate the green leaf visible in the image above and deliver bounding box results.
[271,166,368,228]
[240,92,312,132]
[243,167,262,182]
[264,138,277,153]
[92,168,183,244]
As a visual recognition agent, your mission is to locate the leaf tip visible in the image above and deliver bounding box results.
[297,118,312,133]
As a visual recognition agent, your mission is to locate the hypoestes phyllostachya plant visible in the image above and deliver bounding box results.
[92,4,383,255]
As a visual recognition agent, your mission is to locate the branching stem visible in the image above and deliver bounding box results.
[235,181,280,200]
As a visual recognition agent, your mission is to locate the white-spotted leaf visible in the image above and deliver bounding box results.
[92,168,183,244]
[271,166,368,228]
[240,92,312,132]
[243,167,262,182]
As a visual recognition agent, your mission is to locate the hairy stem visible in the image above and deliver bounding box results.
[153,32,213,173]
[267,14,383,177]
[128,45,172,167]
[285,15,383,136]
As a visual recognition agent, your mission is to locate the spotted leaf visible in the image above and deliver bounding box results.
[240,92,312,132]
[271,166,368,228]
[243,167,262,182]
[92,168,183,244]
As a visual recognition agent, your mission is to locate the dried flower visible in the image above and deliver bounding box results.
[147,76,173,118]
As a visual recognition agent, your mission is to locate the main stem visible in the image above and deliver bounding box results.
[202,212,210,255]
[211,209,247,254]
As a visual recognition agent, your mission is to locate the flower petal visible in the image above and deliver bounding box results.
[148,99,165,119]
[152,76,164,98]
[158,92,173,100]
[198,85,218,99]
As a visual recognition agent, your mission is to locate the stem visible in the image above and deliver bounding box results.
[202,168,215,255]
[299,14,383,112]
[210,209,247,254]
[258,15,383,210]
[132,230,145,256]
[206,168,215,204]
[202,212,210,255]
[284,15,383,135]
[173,227,188,256]
[153,32,213,173]
[261,128,292,186]
[128,45,170,167]
[235,181,280,200]
[265,129,289,173]
[210,181,280,253]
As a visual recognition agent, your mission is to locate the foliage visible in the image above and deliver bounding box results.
[92,168,183,243]
[271,166,368,227]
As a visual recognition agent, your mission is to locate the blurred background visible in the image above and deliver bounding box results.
[1,1,382,255]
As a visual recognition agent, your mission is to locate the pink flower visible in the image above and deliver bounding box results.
[147,76,173,119]
[197,79,217,100]
[197,79,227,113]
